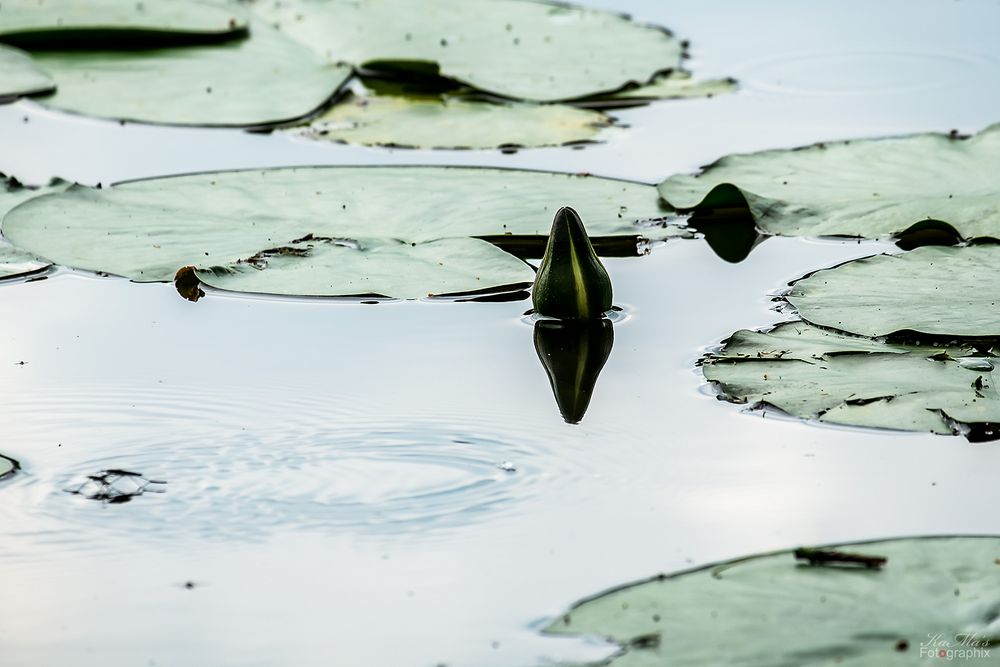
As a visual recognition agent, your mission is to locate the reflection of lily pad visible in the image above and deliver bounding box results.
[703,321,1000,438]
[3,166,668,297]
[657,124,1000,240]
[0,44,55,101]
[291,90,612,149]
[546,536,1000,666]
[196,237,533,299]
[0,454,18,479]
[0,0,248,48]
[28,21,351,126]
[787,246,1000,338]
[248,0,682,102]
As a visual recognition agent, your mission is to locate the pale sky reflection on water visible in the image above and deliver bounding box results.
[0,1,999,666]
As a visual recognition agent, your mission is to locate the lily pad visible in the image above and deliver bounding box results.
[546,536,1000,666]
[28,21,351,126]
[0,244,50,280]
[0,176,61,278]
[580,70,738,108]
[0,454,18,479]
[290,89,612,149]
[657,124,1000,240]
[702,321,1000,438]
[247,0,683,102]
[195,237,534,299]
[787,246,1000,338]
[0,0,248,48]
[0,44,55,101]
[2,166,669,297]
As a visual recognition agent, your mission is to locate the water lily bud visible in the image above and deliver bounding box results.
[532,206,612,320]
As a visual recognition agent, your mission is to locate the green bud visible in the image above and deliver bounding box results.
[532,206,613,320]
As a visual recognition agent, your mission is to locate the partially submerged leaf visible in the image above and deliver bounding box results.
[546,536,1000,666]
[0,44,55,101]
[703,321,998,438]
[580,70,738,108]
[0,244,50,280]
[0,0,248,48]
[247,0,683,102]
[0,453,18,479]
[787,246,1000,338]
[29,21,351,126]
[657,124,1000,240]
[2,166,667,298]
[196,237,533,299]
[0,176,61,278]
[290,90,613,149]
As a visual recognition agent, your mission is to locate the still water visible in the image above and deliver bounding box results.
[1,1,999,666]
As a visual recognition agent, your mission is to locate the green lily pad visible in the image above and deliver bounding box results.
[547,536,1000,666]
[787,246,1000,338]
[2,175,70,217]
[195,237,533,299]
[291,89,612,149]
[1,177,61,278]
[0,244,50,280]
[657,124,1000,240]
[2,166,669,298]
[28,21,351,126]
[247,0,682,102]
[581,70,738,108]
[0,453,18,479]
[0,0,248,48]
[0,44,55,101]
[702,321,1000,438]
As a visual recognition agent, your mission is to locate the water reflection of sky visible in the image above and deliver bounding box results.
[0,1,999,666]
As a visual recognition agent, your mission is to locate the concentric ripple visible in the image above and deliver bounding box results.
[738,49,995,97]
[0,384,612,553]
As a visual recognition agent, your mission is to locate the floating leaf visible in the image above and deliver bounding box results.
[787,246,1000,338]
[291,89,612,149]
[657,124,1000,240]
[580,70,738,108]
[0,176,61,278]
[0,44,55,101]
[0,453,18,479]
[546,536,1000,666]
[2,166,669,298]
[0,244,49,280]
[0,0,248,48]
[195,237,533,299]
[27,21,351,126]
[702,321,1000,438]
[247,0,683,102]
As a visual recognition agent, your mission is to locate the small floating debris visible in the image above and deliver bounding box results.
[65,469,167,504]
[957,357,995,372]
[496,461,517,473]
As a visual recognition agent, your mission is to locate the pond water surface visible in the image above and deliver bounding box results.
[1,1,999,666]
